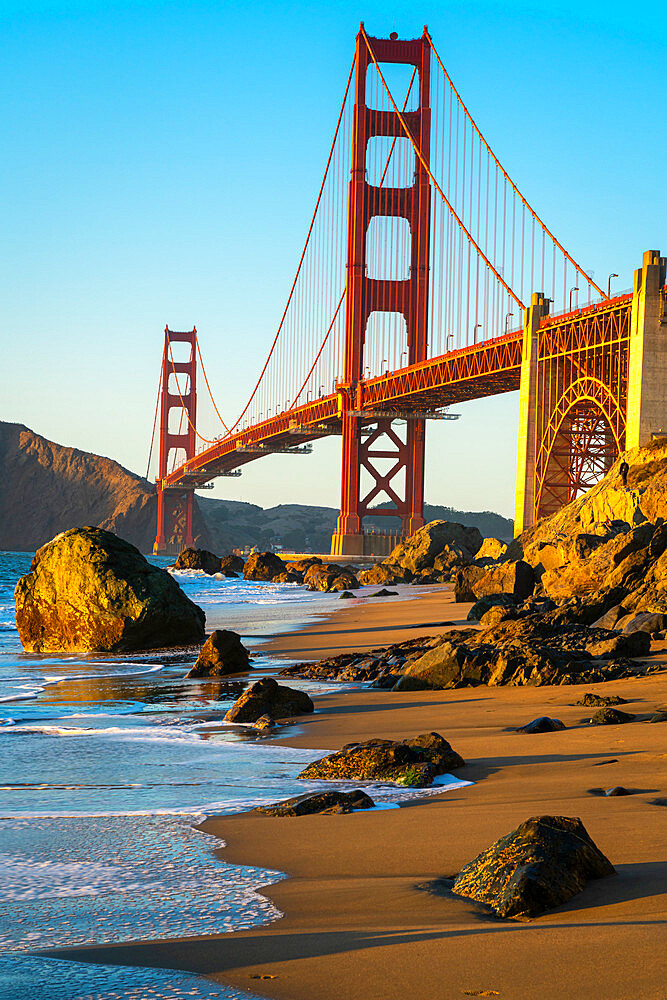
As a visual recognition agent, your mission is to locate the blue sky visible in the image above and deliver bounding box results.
[1,0,665,518]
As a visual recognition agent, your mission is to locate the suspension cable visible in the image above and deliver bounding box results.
[425,30,607,300]
[361,26,524,311]
[222,55,356,437]
[145,363,163,480]
[195,333,231,435]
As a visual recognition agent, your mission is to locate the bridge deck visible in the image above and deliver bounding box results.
[163,330,524,490]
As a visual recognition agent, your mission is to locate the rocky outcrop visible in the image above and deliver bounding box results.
[384,520,483,576]
[451,815,615,919]
[576,693,627,707]
[297,732,464,787]
[224,677,314,723]
[220,554,245,574]
[14,527,205,653]
[243,551,286,581]
[280,635,440,685]
[394,614,654,690]
[255,789,375,816]
[507,439,667,610]
[174,548,224,575]
[186,629,251,677]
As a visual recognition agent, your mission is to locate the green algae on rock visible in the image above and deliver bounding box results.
[452,815,615,919]
[14,527,205,653]
[297,732,464,787]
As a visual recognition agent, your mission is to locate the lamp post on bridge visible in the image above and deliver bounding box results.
[607,273,618,298]
[473,323,482,344]
[446,334,454,352]
[504,312,514,336]
[569,286,579,312]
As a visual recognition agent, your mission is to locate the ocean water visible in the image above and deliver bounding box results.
[0,551,470,999]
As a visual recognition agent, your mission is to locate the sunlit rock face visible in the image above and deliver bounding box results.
[14,526,205,653]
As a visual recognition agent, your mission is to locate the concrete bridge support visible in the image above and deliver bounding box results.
[514,249,666,538]
[626,250,667,448]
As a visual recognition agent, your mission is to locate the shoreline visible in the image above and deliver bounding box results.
[51,589,667,1000]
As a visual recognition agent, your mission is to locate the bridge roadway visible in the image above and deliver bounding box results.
[162,327,524,491]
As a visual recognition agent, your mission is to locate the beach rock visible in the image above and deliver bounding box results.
[243,551,285,581]
[14,527,205,653]
[285,557,322,574]
[304,564,360,592]
[339,590,355,599]
[584,630,651,659]
[618,611,667,636]
[358,563,410,586]
[219,554,245,574]
[224,677,314,724]
[370,588,398,597]
[451,815,615,919]
[253,714,275,731]
[384,520,483,575]
[649,710,667,722]
[479,604,520,628]
[393,641,473,691]
[255,789,375,816]
[516,716,566,733]
[186,629,251,677]
[453,565,486,602]
[297,731,464,787]
[174,547,222,575]
[604,786,631,796]
[576,693,627,707]
[273,570,301,584]
[467,593,517,621]
[589,707,636,725]
[473,560,535,601]
[475,537,508,563]
[591,604,628,630]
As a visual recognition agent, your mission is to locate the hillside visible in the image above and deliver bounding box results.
[0,420,514,553]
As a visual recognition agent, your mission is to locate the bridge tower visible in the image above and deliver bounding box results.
[153,327,197,555]
[515,250,667,534]
[331,27,431,557]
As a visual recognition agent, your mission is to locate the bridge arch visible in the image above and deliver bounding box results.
[534,376,625,520]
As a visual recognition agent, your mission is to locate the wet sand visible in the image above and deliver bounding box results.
[55,591,667,1000]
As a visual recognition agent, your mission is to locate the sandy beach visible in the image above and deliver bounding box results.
[54,587,667,1000]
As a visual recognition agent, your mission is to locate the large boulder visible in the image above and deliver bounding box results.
[14,527,205,653]
[297,731,464,787]
[186,629,251,677]
[452,815,615,919]
[472,560,535,601]
[173,547,222,575]
[384,520,483,575]
[243,551,285,581]
[224,677,314,723]
[255,789,375,816]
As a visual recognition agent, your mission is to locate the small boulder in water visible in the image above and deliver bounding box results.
[14,527,205,653]
[174,547,222,575]
[186,629,251,677]
[255,789,375,816]
[224,677,314,723]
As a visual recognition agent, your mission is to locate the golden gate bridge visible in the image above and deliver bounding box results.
[149,25,666,556]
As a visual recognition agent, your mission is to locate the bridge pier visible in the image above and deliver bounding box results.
[514,292,547,536]
[626,250,667,448]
